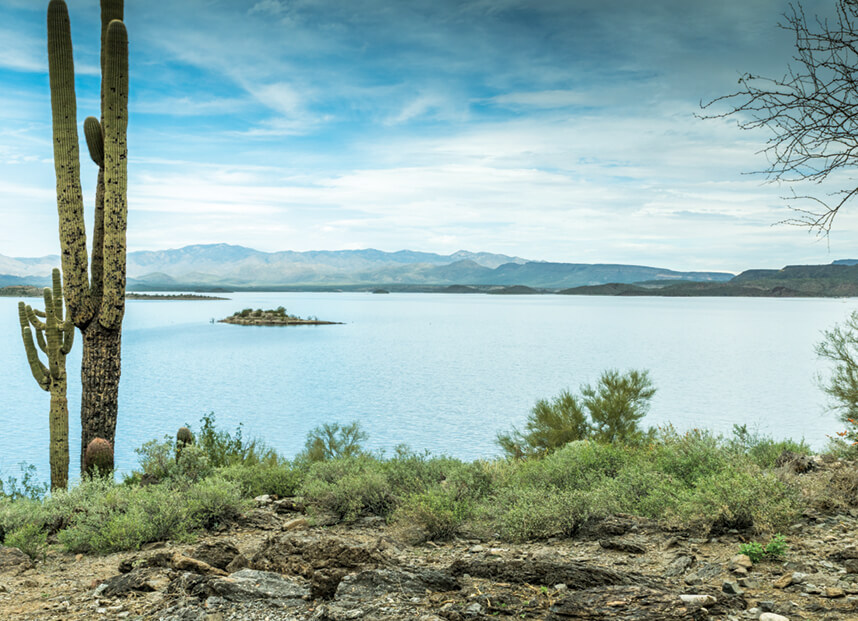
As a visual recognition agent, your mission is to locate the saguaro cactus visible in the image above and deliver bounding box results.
[47,0,128,470]
[18,268,74,490]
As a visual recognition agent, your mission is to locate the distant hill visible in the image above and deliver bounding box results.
[0,244,734,290]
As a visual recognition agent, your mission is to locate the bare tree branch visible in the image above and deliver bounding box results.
[701,0,858,234]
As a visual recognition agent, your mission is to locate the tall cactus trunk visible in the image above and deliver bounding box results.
[47,0,128,472]
[49,381,68,491]
[79,323,121,472]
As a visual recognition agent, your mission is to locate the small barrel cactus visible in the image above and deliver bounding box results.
[84,437,113,476]
[176,426,194,462]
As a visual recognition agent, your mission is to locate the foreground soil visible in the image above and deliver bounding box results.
[2,470,858,620]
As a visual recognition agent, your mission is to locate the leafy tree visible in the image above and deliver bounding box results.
[497,391,590,459]
[817,311,858,422]
[300,422,368,463]
[497,369,655,458]
[582,369,656,444]
[702,0,858,232]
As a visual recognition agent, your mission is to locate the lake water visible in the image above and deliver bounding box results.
[0,292,855,482]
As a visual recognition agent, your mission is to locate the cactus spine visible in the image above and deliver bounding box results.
[18,268,74,490]
[47,0,128,471]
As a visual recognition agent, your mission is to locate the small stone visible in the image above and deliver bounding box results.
[254,494,272,506]
[732,566,748,577]
[759,614,790,621]
[684,574,701,585]
[554,583,568,592]
[468,545,484,553]
[465,602,482,614]
[75,554,83,562]
[774,574,793,589]
[758,601,775,612]
[791,572,807,584]
[679,594,716,606]
[730,554,753,570]
[282,517,308,531]
[824,587,845,598]
[722,580,743,595]
[171,554,228,577]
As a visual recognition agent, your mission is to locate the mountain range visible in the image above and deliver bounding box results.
[0,244,734,290]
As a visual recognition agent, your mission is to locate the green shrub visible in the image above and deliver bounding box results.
[817,311,858,424]
[196,412,279,467]
[739,534,788,563]
[185,476,247,529]
[5,523,47,561]
[739,541,765,562]
[217,463,302,498]
[394,488,474,541]
[727,424,811,468]
[299,421,368,463]
[0,463,49,500]
[300,456,394,521]
[497,369,655,458]
[56,476,247,554]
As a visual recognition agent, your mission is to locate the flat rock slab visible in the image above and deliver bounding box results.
[96,568,170,596]
[190,541,239,571]
[449,558,660,589]
[548,585,742,620]
[207,568,309,603]
[250,533,387,578]
[335,567,460,601]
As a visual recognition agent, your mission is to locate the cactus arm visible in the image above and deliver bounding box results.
[61,319,75,355]
[20,325,50,391]
[100,1,124,120]
[47,0,93,326]
[91,168,105,306]
[25,305,46,331]
[33,309,46,318]
[99,19,128,329]
[35,324,48,354]
[83,117,104,168]
[43,288,62,380]
[51,268,64,322]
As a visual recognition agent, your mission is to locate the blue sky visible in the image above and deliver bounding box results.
[1,0,855,272]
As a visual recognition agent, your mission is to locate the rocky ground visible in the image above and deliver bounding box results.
[2,473,858,620]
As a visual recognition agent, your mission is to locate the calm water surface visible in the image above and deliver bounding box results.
[0,292,855,481]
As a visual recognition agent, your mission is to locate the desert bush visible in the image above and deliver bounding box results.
[217,462,302,498]
[299,421,368,463]
[497,369,655,458]
[300,455,396,521]
[4,523,47,561]
[727,424,811,468]
[394,488,474,541]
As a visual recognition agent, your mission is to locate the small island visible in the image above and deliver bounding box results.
[219,306,342,326]
[125,293,229,300]
[0,286,42,297]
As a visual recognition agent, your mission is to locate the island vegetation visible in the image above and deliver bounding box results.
[219,306,342,326]
[125,293,228,301]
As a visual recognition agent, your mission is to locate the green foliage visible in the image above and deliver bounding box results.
[299,421,368,463]
[739,534,788,563]
[196,412,278,467]
[497,369,655,458]
[56,476,247,554]
[395,488,474,541]
[217,463,302,498]
[300,455,395,521]
[727,424,811,468]
[739,541,765,562]
[4,523,47,561]
[582,369,656,444]
[0,463,49,501]
[497,391,589,458]
[817,311,858,425]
